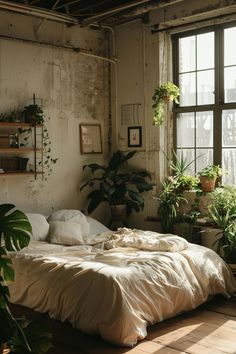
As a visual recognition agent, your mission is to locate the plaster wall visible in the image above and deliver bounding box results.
[115,0,235,228]
[0,11,110,223]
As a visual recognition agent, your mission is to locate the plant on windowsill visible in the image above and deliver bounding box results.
[152,82,180,125]
[80,150,153,220]
[0,203,53,354]
[198,165,222,192]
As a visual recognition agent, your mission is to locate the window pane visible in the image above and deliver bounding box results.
[177,149,195,175]
[197,32,214,70]
[179,36,195,73]
[196,149,213,173]
[222,149,236,185]
[224,66,236,103]
[224,27,236,66]
[177,113,194,147]
[179,72,196,106]
[196,111,213,147]
[222,110,236,147]
[197,70,214,105]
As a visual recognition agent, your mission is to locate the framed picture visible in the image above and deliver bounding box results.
[128,126,142,148]
[80,124,102,154]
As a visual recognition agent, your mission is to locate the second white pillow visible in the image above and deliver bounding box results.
[49,221,84,246]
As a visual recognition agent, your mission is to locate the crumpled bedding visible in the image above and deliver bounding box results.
[104,228,189,251]
[9,230,236,347]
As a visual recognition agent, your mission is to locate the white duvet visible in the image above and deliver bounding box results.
[9,229,236,347]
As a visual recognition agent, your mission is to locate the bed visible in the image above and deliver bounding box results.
[9,210,236,347]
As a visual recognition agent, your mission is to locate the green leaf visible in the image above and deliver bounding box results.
[87,190,108,214]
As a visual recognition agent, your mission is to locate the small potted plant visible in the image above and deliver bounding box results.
[152,82,180,125]
[22,104,44,125]
[198,165,222,192]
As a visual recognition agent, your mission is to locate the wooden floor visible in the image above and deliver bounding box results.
[11,296,236,354]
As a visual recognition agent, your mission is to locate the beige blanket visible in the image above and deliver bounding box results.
[9,234,236,347]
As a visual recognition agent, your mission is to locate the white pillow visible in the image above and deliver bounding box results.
[86,216,110,236]
[26,213,49,241]
[49,221,84,246]
[84,217,110,244]
[48,209,90,238]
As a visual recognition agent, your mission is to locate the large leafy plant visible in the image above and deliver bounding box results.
[208,186,236,263]
[80,150,153,215]
[0,204,52,353]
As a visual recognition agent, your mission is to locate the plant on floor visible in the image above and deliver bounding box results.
[152,82,180,125]
[208,186,236,263]
[80,150,153,217]
[0,204,53,354]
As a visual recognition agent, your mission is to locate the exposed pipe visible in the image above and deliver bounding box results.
[81,0,152,26]
[0,33,115,65]
[0,0,78,24]
[120,0,185,18]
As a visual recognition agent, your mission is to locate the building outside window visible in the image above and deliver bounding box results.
[173,24,236,185]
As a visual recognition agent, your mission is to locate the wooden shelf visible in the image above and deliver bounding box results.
[0,122,43,128]
[0,148,42,153]
[0,171,43,176]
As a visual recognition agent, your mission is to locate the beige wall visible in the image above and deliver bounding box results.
[0,11,110,223]
[0,0,235,228]
[114,0,236,228]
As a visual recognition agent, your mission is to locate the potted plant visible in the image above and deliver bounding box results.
[152,82,180,125]
[0,204,53,353]
[22,104,44,125]
[198,165,222,192]
[208,187,236,275]
[80,151,153,219]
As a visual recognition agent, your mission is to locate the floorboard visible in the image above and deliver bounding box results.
[10,296,236,354]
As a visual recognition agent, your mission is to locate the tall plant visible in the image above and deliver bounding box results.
[0,204,52,353]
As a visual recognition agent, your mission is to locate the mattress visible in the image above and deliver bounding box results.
[9,231,236,347]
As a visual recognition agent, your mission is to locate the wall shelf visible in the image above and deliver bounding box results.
[0,122,43,178]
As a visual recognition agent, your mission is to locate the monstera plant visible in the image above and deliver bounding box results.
[0,204,52,354]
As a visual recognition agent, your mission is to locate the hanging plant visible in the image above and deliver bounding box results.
[152,82,180,125]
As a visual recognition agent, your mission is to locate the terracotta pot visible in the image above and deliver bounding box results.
[200,176,216,192]
[162,94,174,103]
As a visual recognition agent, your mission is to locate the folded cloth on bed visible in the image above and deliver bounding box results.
[104,228,189,251]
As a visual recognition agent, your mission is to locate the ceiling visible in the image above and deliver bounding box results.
[4,0,169,26]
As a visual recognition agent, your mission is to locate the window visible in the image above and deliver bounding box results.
[173,24,236,184]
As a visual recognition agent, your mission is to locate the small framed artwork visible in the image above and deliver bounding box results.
[80,124,102,154]
[128,126,142,148]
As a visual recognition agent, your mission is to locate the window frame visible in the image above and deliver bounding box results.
[172,21,236,175]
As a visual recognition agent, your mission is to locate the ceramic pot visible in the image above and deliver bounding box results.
[110,204,127,221]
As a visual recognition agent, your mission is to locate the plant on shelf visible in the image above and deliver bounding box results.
[198,165,222,192]
[152,82,180,125]
[18,104,58,180]
[22,104,44,125]
[0,112,21,123]
[80,150,153,218]
[0,203,53,353]
[208,187,236,270]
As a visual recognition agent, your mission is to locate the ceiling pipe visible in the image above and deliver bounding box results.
[81,0,152,26]
[0,0,78,24]
[120,0,185,18]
